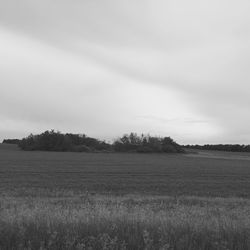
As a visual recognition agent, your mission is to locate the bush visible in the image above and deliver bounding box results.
[162,144,177,153]
[113,133,184,153]
[18,130,110,152]
[136,146,154,153]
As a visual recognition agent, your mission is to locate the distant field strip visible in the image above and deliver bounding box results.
[1,145,250,197]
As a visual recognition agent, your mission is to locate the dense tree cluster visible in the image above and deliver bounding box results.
[113,133,184,153]
[18,130,111,152]
[7,130,184,153]
[185,144,250,152]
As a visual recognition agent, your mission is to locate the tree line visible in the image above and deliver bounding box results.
[184,144,250,152]
[4,131,250,153]
[2,130,184,153]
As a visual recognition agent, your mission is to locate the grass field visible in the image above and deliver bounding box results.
[1,144,250,249]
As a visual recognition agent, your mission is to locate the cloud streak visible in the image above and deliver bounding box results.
[0,0,249,143]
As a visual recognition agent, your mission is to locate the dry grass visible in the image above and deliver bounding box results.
[1,194,250,250]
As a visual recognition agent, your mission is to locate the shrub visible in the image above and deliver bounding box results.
[18,130,110,152]
[113,133,184,153]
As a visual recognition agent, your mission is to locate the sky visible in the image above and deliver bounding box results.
[0,0,250,144]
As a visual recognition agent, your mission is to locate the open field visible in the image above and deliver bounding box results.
[1,144,250,249]
[1,144,250,197]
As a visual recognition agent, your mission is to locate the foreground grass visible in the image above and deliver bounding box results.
[1,194,250,250]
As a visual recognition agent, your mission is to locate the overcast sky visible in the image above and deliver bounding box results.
[0,0,250,144]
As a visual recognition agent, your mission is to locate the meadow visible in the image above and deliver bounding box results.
[1,144,250,249]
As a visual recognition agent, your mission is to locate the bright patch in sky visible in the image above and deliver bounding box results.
[0,1,249,144]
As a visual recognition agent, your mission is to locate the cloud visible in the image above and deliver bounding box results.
[0,0,249,143]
